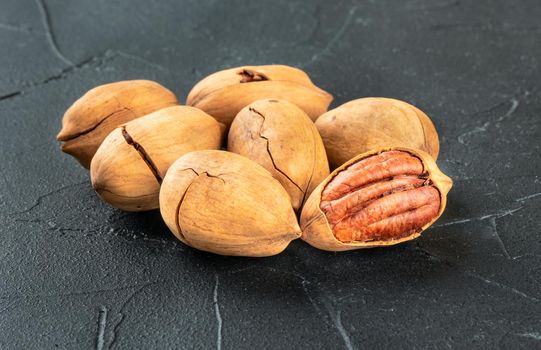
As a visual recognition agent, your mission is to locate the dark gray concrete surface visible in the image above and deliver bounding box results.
[0,0,540,349]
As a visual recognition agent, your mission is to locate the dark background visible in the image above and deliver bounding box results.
[1,0,540,349]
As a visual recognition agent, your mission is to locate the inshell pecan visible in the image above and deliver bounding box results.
[186,65,333,128]
[228,99,329,211]
[315,98,439,169]
[57,80,178,168]
[159,150,301,257]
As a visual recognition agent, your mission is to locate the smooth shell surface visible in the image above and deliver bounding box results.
[228,99,329,211]
[57,80,178,168]
[300,147,452,251]
[315,98,439,168]
[90,106,223,211]
[186,65,333,128]
[159,150,301,257]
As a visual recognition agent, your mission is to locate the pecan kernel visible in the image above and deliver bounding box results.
[320,151,439,242]
[300,148,452,251]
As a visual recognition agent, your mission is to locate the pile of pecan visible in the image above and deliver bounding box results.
[57,65,452,256]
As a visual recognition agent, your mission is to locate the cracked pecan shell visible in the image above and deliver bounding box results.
[159,150,301,257]
[228,99,329,211]
[90,106,223,212]
[57,80,178,168]
[186,65,333,128]
[300,148,452,251]
[315,98,440,168]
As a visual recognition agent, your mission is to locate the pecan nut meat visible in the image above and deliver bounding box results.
[300,148,452,251]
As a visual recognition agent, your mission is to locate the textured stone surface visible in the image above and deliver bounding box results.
[0,0,540,349]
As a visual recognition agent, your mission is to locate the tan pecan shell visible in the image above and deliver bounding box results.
[227,99,329,211]
[159,150,301,257]
[90,106,223,212]
[186,65,333,128]
[57,80,178,168]
[315,98,440,169]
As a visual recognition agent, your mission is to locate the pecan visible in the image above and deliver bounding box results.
[227,99,329,211]
[159,150,301,257]
[90,106,223,212]
[185,65,333,129]
[315,98,440,169]
[300,148,452,251]
[57,80,178,168]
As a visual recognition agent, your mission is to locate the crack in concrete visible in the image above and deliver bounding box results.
[9,181,87,215]
[457,98,519,144]
[1,49,170,104]
[465,272,539,303]
[0,52,114,104]
[115,50,172,74]
[304,6,358,67]
[228,266,356,349]
[0,282,153,301]
[109,282,156,349]
[0,22,32,33]
[516,332,541,340]
[95,306,107,350]
[0,91,22,101]
[323,298,355,350]
[433,206,523,228]
[515,193,541,202]
[489,217,511,260]
[213,274,223,350]
[35,0,74,66]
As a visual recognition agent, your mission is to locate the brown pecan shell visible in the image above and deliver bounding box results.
[57,80,178,168]
[227,99,330,211]
[315,98,440,169]
[90,106,223,212]
[186,65,333,128]
[159,150,301,257]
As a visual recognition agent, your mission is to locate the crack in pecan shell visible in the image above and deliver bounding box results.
[238,69,269,83]
[159,150,301,257]
[185,65,334,128]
